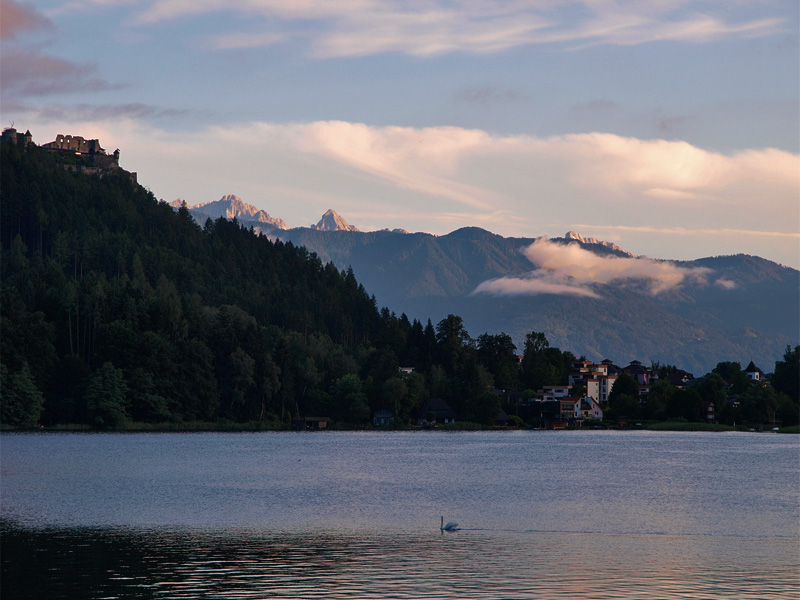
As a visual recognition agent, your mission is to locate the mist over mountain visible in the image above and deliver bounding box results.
[174,196,798,374]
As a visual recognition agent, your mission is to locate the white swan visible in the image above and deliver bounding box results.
[440,516,459,531]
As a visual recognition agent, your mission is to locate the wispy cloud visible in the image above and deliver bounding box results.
[0,49,122,97]
[473,238,713,298]
[1,0,53,40]
[715,278,737,290]
[571,224,800,240]
[255,120,502,210]
[657,114,692,133]
[120,1,787,57]
[14,102,191,121]
[474,276,603,299]
[0,1,121,103]
[457,86,527,107]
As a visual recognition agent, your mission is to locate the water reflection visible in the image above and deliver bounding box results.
[3,522,798,599]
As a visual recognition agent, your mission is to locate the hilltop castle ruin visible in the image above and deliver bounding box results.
[2,128,136,183]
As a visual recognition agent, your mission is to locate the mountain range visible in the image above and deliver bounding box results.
[170,195,288,230]
[174,196,799,374]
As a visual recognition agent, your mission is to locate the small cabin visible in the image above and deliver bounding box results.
[416,398,458,426]
[373,409,394,426]
[294,417,330,430]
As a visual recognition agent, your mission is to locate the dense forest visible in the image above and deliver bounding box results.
[1,138,798,430]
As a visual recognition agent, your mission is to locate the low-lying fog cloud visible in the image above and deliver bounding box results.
[473,238,721,298]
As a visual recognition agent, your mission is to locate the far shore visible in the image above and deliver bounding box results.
[2,422,797,434]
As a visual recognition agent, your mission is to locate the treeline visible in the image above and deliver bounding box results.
[0,139,580,429]
[602,352,799,427]
[1,139,797,430]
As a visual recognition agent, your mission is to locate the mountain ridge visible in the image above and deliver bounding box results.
[170,195,798,373]
[272,228,798,374]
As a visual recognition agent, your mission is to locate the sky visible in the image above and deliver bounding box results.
[2,0,799,268]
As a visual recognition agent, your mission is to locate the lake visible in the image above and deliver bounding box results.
[2,430,798,599]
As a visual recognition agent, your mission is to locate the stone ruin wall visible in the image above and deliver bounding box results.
[3,129,135,184]
[43,134,106,155]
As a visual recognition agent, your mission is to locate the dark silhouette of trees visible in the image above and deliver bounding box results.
[772,346,799,403]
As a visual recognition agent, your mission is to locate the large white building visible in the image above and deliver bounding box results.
[568,360,619,405]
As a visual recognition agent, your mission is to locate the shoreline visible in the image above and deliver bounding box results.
[3,422,797,434]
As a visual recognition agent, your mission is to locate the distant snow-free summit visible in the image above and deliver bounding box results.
[563,231,635,257]
[310,209,360,232]
[171,197,365,233]
[181,195,288,230]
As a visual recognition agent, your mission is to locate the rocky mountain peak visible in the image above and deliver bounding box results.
[310,209,360,232]
[564,231,635,257]
[186,195,288,230]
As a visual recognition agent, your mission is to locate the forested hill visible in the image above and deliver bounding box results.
[6,138,573,430]
[0,139,411,427]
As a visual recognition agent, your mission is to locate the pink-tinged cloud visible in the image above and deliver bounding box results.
[0,0,52,40]
[523,238,712,292]
[473,238,714,298]
[474,276,601,299]
[232,120,503,211]
[1,49,120,97]
[715,278,737,290]
[128,1,787,57]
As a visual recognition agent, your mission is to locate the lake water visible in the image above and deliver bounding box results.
[2,430,798,599]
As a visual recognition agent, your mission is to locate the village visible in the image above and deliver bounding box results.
[361,357,772,431]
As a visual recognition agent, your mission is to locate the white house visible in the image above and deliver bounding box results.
[574,397,604,421]
[541,385,572,402]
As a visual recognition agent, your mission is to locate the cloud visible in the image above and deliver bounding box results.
[524,238,712,292]
[310,9,551,57]
[457,86,527,106]
[473,238,713,298]
[14,102,191,121]
[560,13,785,49]
[124,1,787,57]
[572,99,618,112]
[0,0,53,40]
[267,125,799,233]
[474,276,602,299]
[715,278,737,290]
[17,118,798,267]
[657,114,692,133]
[275,120,502,210]
[1,3,119,102]
[570,224,800,241]
[0,49,122,97]
[544,133,799,206]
